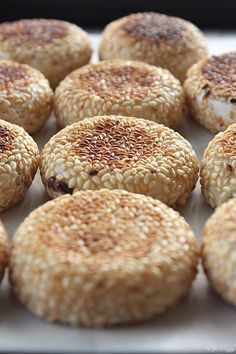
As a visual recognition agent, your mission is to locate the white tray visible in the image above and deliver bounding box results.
[0,32,236,354]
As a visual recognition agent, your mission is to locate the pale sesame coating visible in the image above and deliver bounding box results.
[0,220,7,285]
[40,115,199,206]
[0,19,92,89]
[0,60,53,134]
[201,123,236,208]
[99,12,208,83]
[202,198,236,306]
[0,119,39,211]
[10,189,198,327]
[184,52,236,133]
[54,60,184,129]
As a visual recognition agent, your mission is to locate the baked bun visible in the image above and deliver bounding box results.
[184,52,236,133]
[0,60,53,134]
[54,59,184,129]
[40,115,199,206]
[0,119,39,211]
[99,12,208,82]
[0,19,92,88]
[10,189,198,327]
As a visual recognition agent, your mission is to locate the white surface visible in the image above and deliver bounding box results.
[0,32,236,353]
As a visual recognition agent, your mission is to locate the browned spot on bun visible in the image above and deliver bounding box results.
[0,19,68,45]
[214,124,236,158]
[122,12,186,43]
[71,64,157,101]
[0,61,30,90]
[72,118,167,170]
[37,191,164,256]
[0,126,14,151]
[202,52,236,89]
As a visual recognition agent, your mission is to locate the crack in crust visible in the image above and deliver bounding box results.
[122,12,186,42]
[0,19,68,45]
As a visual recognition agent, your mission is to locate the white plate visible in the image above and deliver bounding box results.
[0,31,235,354]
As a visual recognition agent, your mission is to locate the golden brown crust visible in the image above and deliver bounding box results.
[70,63,157,100]
[54,60,185,129]
[71,117,168,170]
[0,61,30,90]
[10,189,198,327]
[0,19,92,88]
[214,125,236,158]
[99,13,208,83]
[40,115,199,206]
[201,52,236,94]
[0,19,68,45]
[122,12,186,43]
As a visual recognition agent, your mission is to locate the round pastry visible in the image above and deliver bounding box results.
[40,115,199,206]
[202,198,236,306]
[0,221,7,284]
[10,189,198,327]
[184,52,236,133]
[0,119,39,211]
[201,123,236,208]
[54,59,184,129]
[0,19,92,88]
[0,60,53,134]
[99,12,208,83]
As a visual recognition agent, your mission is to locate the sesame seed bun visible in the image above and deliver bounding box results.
[40,115,199,206]
[201,123,236,208]
[99,12,208,83]
[202,198,236,306]
[0,60,53,134]
[0,221,7,285]
[0,19,92,89]
[184,52,236,133]
[0,119,39,211]
[10,189,198,327]
[54,59,184,129]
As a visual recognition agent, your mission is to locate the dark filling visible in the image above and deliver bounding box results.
[204,89,211,98]
[47,176,73,195]
[89,170,98,176]
[0,126,13,151]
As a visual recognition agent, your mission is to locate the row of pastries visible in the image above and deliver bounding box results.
[0,12,235,327]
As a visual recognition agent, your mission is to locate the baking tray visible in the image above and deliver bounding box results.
[0,32,236,354]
